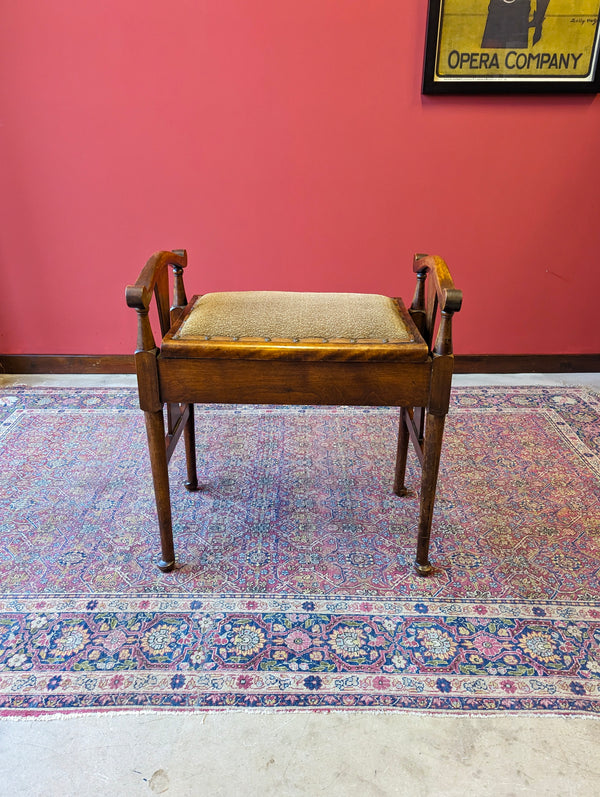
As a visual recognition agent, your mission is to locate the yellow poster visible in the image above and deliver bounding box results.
[424,0,600,90]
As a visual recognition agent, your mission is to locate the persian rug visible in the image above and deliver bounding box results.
[0,385,599,716]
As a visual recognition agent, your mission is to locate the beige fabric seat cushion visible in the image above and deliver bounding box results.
[175,291,413,344]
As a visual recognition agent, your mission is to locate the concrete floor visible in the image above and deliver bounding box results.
[1,373,599,796]
[2,712,600,796]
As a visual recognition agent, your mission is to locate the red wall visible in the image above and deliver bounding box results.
[1,1,599,356]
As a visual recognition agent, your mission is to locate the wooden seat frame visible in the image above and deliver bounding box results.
[126,251,462,576]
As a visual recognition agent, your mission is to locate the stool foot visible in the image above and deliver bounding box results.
[157,558,175,573]
[184,479,199,491]
[414,560,433,577]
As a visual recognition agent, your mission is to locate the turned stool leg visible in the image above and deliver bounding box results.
[415,412,446,576]
[144,409,176,572]
[393,407,410,496]
[183,404,199,491]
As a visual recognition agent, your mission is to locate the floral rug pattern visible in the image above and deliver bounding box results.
[0,386,599,715]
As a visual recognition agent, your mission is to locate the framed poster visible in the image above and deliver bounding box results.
[423,0,600,93]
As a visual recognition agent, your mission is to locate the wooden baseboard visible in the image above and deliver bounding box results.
[0,355,135,374]
[454,354,600,374]
[1,353,599,375]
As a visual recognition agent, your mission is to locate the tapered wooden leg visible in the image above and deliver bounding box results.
[415,412,446,576]
[144,409,175,572]
[183,404,199,491]
[393,407,410,496]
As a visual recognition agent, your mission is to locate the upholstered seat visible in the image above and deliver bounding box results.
[162,291,429,362]
[127,250,462,576]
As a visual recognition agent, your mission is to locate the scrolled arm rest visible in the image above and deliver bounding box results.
[126,250,188,311]
[126,249,188,353]
[413,254,463,314]
[410,253,463,358]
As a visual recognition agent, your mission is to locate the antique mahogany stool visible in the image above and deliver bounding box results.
[126,251,462,575]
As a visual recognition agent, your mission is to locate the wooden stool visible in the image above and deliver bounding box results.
[126,251,462,575]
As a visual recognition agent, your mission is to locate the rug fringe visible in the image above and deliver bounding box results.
[3,707,600,722]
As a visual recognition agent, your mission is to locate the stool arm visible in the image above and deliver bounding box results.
[125,250,188,352]
[413,254,462,314]
[410,254,463,356]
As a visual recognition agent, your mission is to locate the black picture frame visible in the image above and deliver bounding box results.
[423,0,600,94]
